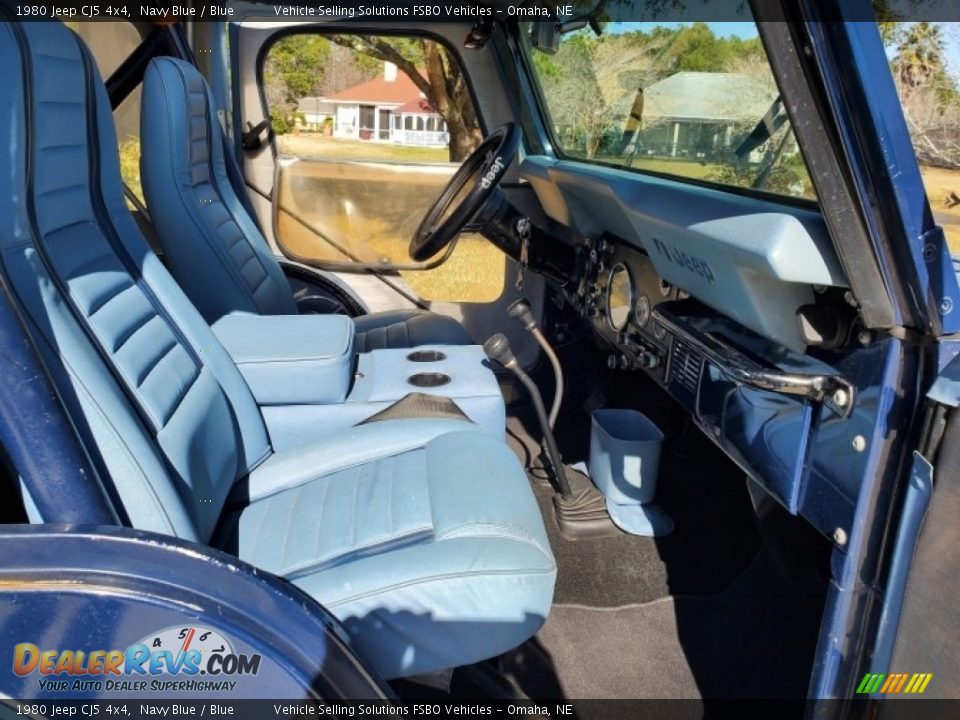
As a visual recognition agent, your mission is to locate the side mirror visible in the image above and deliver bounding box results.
[531,22,561,55]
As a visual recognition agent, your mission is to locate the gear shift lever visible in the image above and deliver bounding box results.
[507,299,563,428]
[484,333,618,539]
[483,334,571,498]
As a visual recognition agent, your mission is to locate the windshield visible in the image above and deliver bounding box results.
[522,20,816,201]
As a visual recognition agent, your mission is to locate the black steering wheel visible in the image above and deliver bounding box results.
[409,123,521,261]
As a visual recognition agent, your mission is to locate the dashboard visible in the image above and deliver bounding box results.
[514,156,866,534]
[520,156,848,352]
[557,231,860,524]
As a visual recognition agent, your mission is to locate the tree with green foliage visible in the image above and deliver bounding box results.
[263,33,480,162]
[661,22,734,72]
[883,22,960,168]
[893,23,944,85]
[263,34,332,131]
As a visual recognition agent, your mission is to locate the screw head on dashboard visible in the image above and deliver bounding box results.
[832,388,850,408]
[852,435,866,452]
[833,528,848,546]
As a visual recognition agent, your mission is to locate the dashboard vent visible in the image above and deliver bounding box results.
[669,340,703,395]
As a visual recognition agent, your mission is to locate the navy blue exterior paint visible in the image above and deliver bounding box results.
[794,2,952,705]
[806,338,925,707]
[801,339,907,540]
[802,10,960,336]
[0,525,390,700]
[0,277,113,525]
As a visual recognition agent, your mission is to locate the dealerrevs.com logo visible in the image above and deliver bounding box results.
[12,626,261,693]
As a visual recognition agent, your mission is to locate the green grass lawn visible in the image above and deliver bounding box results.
[622,157,719,179]
[277,133,451,164]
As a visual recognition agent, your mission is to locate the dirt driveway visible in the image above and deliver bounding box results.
[921,165,960,254]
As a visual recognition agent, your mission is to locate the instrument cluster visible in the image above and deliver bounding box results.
[567,236,682,384]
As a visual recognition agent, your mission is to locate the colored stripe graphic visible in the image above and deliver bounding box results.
[857,672,933,694]
[894,674,909,693]
[857,673,884,694]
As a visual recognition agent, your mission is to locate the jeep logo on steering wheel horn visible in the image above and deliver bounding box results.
[480,156,505,189]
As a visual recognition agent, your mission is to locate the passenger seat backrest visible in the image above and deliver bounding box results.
[140,56,298,323]
[0,21,271,541]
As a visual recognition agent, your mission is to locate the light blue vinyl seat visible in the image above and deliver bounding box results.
[139,55,472,353]
[0,21,555,680]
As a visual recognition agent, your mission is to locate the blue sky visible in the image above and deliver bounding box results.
[607,21,757,38]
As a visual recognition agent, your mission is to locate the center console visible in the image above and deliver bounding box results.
[212,313,505,453]
[259,345,505,451]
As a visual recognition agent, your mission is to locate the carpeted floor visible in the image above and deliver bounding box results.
[501,547,825,701]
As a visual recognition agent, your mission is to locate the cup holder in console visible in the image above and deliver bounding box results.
[406,350,447,363]
[408,372,451,388]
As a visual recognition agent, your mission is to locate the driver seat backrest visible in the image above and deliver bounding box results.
[140,56,298,321]
[140,56,476,352]
[0,21,271,542]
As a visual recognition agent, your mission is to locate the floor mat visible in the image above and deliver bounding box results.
[535,425,762,606]
[501,550,825,700]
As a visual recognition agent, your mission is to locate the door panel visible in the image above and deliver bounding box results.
[275,158,505,303]
[252,27,509,309]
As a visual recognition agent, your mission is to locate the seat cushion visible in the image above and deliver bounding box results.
[218,422,556,679]
[353,309,474,352]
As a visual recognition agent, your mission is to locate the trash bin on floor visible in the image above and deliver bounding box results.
[589,409,673,537]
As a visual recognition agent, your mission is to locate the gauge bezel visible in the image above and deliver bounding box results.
[635,294,652,328]
[606,263,634,332]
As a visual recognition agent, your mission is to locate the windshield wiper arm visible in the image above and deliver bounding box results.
[735,95,788,159]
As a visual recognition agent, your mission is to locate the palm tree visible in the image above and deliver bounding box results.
[891,22,947,89]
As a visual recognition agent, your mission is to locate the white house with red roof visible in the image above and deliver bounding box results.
[320,63,449,148]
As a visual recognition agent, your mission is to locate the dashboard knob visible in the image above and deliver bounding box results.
[640,351,660,370]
